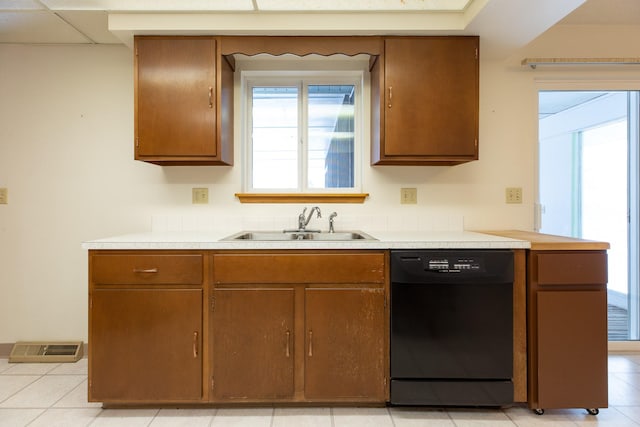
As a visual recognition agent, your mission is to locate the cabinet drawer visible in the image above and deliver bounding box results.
[213,252,385,284]
[91,254,203,285]
[536,252,607,286]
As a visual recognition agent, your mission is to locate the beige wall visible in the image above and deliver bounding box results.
[0,23,638,343]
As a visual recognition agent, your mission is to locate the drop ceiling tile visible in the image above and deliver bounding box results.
[0,11,91,43]
[0,0,44,10]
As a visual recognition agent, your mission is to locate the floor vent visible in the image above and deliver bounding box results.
[9,341,83,363]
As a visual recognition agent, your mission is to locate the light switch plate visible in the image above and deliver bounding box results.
[192,188,209,204]
[0,188,7,204]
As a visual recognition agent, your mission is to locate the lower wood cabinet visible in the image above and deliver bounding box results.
[88,251,205,404]
[527,250,608,413]
[89,250,387,405]
[304,288,386,400]
[89,288,203,402]
[211,251,388,404]
[211,288,295,401]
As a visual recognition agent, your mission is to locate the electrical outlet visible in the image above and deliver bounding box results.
[192,188,209,204]
[0,188,7,205]
[400,188,417,204]
[505,187,522,204]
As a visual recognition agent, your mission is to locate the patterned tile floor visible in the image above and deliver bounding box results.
[2,354,640,426]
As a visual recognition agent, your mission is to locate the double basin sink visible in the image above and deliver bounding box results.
[223,230,377,241]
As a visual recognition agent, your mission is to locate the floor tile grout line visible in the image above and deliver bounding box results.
[19,407,47,427]
[0,373,43,407]
[207,407,217,427]
[145,408,160,427]
[609,406,640,426]
[386,406,397,427]
[48,375,90,409]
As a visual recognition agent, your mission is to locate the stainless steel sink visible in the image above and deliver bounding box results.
[222,230,377,241]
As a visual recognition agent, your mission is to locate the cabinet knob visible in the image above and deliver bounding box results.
[388,86,392,108]
[208,86,213,108]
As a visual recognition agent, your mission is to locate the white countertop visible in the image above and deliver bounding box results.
[82,230,530,250]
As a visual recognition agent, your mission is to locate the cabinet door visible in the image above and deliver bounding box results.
[89,288,202,402]
[304,288,386,401]
[377,37,478,164]
[135,37,217,160]
[211,288,295,401]
[536,290,608,409]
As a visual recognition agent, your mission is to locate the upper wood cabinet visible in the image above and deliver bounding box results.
[134,36,233,165]
[371,36,479,165]
[133,35,478,167]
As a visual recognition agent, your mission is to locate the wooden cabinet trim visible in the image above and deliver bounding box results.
[220,36,383,57]
[235,193,369,204]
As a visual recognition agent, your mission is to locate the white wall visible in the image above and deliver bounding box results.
[0,22,638,343]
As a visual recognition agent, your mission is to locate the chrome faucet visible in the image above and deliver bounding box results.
[298,206,322,231]
[328,212,337,233]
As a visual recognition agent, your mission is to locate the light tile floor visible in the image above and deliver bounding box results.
[2,354,640,426]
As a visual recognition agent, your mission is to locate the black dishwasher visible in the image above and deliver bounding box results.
[390,250,514,407]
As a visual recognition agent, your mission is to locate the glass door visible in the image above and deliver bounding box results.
[538,91,640,341]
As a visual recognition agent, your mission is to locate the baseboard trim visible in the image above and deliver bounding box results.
[0,342,87,359]
[609,341,640,352]
[0,343,12,358]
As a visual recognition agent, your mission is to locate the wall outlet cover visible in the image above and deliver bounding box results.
[192,188,209,204]
[401,188,418,204]
[505,187,523,204]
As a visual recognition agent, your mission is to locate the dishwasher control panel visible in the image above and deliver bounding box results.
[426,256,483,273]
[391,250,514,283]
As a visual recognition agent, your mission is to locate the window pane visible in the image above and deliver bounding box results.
[252,87,298,189]
[307,85,355,189]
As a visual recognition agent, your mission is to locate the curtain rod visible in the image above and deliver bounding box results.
[522,57,640,69]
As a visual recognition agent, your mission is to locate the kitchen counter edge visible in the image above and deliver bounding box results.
[81,230,532,250]
[479,230,610,251]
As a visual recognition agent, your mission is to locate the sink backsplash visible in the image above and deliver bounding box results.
[151,214,464,233]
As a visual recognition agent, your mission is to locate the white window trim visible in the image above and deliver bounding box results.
[240,65,365,194]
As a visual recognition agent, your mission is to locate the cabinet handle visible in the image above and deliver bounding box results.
[308,330,313,357]
[388,86,392,108]
[132,268,158,274]
[285,330,290,358]
[192,331,199,358]
[208,86,213,108]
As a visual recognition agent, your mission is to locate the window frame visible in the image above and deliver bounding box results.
[241,68,364,195]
